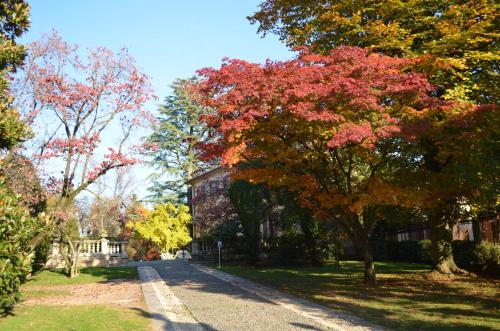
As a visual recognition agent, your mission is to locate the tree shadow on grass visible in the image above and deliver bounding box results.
[220,261,500,331]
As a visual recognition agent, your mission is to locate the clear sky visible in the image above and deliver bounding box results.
[22,0,292,104]
[21,0,292,200]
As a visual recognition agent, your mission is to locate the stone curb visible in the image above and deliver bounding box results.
[138,266,204,331]
[191,263,387,331]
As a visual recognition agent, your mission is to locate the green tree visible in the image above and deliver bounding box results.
[127,203,192,253]
[228,179,272,265]
[275,189,332,266]
[148,78,212,203]
[0,0,30,149]
[0,0,42,313]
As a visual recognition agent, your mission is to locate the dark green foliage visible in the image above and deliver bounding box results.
[373,239,499,276]
[0,182,36,313]
[228,179,271,265]
[391,240,432,263]
[373,240,432,263]
[267,233,336,267]
[202,218,246,260]
[0,0,30,150]
[275,190,325,265]
[453,241,500,276]
[450,240,476,271]
[31,234,51,273]
[148,77,212,203]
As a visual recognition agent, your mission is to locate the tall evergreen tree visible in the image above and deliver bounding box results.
[0,0,37,312]
[0,0,31,150]
[148,78,212,203]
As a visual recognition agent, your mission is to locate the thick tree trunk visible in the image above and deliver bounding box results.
[428,209,467,274]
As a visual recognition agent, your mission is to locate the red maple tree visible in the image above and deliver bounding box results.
[193,46,478,284]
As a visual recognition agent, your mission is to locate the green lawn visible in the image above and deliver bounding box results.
[220,261,500,331]
[24,266,139,286]
[0,266,151,331]
[0,305,151,331]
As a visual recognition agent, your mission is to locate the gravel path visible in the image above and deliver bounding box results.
[144,260,382,331]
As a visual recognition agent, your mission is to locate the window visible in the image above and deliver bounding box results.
[397,232,409,242]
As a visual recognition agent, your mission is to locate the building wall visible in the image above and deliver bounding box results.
[190,167,232,239]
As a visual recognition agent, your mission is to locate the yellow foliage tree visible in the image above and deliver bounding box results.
[127,203,192,253]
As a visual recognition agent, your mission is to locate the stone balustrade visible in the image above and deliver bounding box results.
[46,238,129,268]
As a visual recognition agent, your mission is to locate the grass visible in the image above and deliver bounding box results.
[0,304,151,331]
[24,266,138,286]
[0,266,151,330]
[21,289,70,299]
[219,261,500,331]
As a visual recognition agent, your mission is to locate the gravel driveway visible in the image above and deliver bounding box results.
[144,260,376,331]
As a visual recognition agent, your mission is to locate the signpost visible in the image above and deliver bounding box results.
[217,240,223,268]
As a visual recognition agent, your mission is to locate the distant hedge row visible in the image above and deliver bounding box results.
[372,240,499,276]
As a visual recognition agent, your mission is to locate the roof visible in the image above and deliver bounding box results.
[186,166,226,185]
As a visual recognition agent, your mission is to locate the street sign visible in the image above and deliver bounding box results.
[217,240,223,268]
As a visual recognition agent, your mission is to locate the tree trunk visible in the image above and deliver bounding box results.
[428,209,466,274]
[351,226,377,286]
[362,242,376,286]
[60,230,81,278]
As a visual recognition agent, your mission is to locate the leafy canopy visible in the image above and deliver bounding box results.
[127,203,192,253]
[0,0,31,149]
[250,0,499,103]
[148,78,212,203]
[196,47,447,215]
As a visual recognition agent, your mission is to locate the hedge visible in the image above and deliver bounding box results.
[373,239,499,276]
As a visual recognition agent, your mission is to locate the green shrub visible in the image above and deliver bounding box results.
[452,240,476,270]
[268,235,305,266]
[374,240,432,263]
[31,234,52,273]
[452,240,500,275]
[375,239,499,276]
[0,182,36,314]
[471,242,500,275]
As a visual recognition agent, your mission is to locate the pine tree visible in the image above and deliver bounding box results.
[148,77,212,203]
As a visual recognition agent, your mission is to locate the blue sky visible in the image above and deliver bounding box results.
[22,0,292,200]
[22,0,292,102]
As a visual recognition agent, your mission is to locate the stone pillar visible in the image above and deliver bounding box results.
[120,242,128,258]
[101,238,109,255]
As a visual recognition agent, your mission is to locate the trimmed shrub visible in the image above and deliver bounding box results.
[452,240,476,271]
[268,235,305,266]
[474,242,500,275]
[454,241,500,276]
[374,240,432,263]
[31,234,52,273]
[374,239,499,276]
